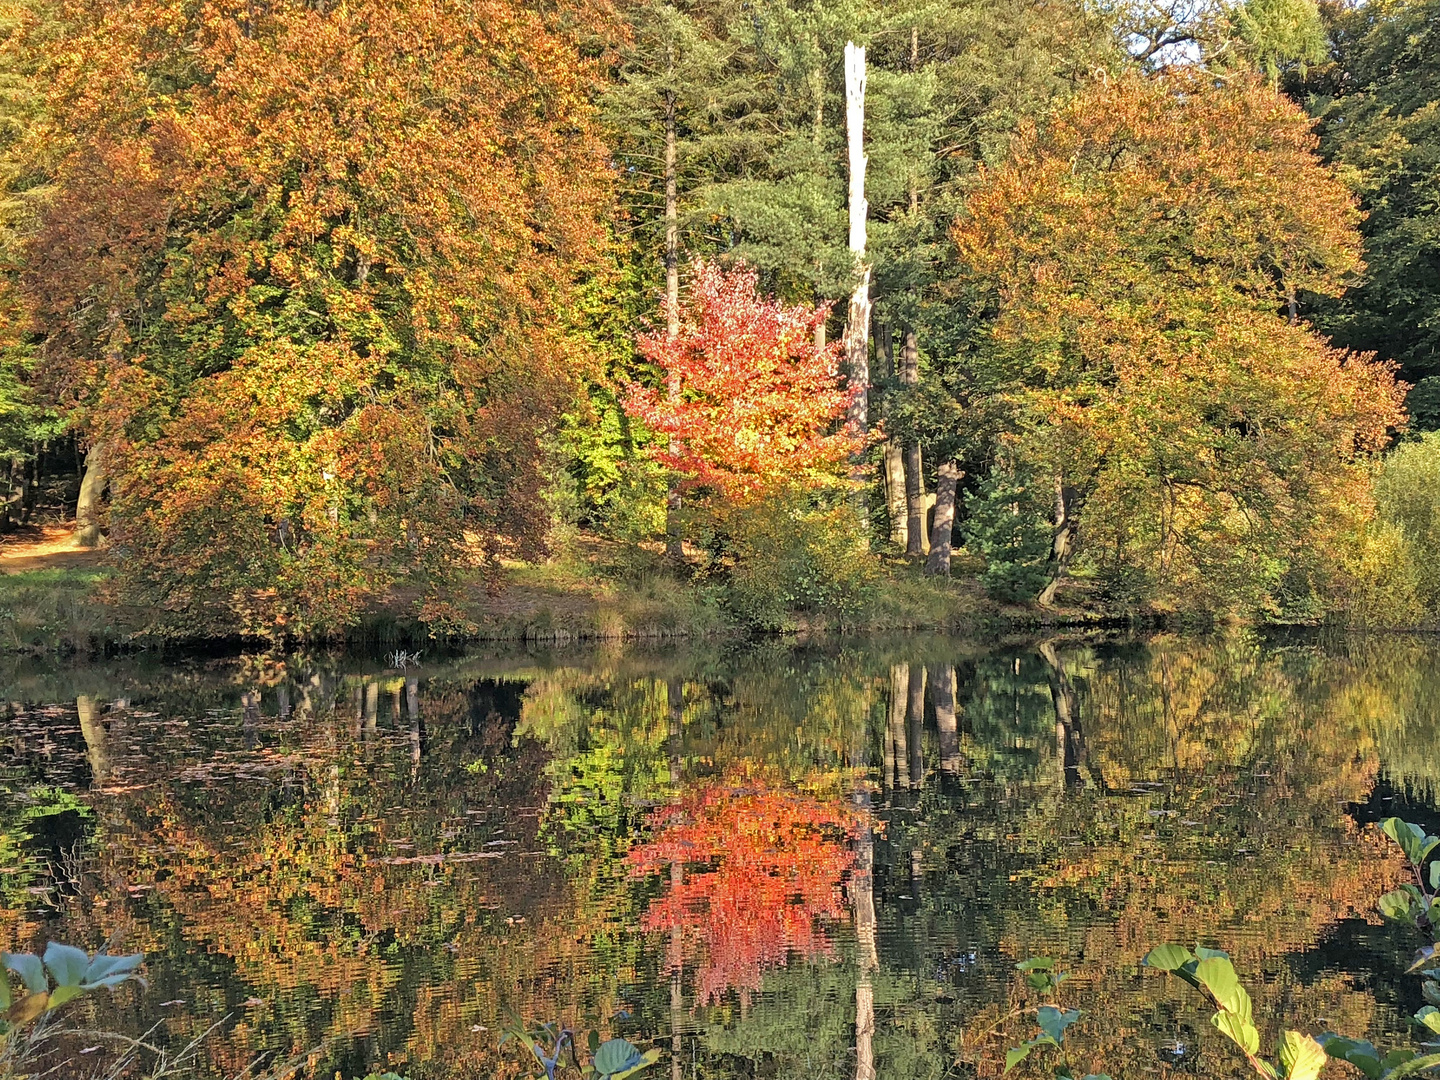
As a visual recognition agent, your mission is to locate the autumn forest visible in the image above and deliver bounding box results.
[0,0,1438,640]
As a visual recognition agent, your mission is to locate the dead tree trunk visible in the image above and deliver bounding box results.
[843,42,871,527]
[663,79,684,562]
[924,462,962,576]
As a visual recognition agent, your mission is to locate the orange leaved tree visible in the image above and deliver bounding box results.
[23,0,613,637]
[623,261,858,501]
[951,72,1406,614]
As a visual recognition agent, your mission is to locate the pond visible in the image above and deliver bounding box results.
[2,631,1439,1080]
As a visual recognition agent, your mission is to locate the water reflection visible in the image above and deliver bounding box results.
[0,633,1436,1079]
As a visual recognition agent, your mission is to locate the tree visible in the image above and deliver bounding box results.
[623,260,858,500]
[951,72,1405,614]
[1294,0,1440,426]
[24,0,614,635]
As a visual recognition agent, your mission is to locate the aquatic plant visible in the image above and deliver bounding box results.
[500,1020,660,1080]
[1144,946,1330,1080]
[1002,958,1110,1079]
[0,943,144,1029]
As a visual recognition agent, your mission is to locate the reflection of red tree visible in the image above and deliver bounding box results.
[628,783,859,1004]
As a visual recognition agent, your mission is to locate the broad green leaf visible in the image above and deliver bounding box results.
[593,1038,644,1078]
[81,953,143,987]
[1278,1031,1328,1080]
[1,954,45,995]
[1318,1034,1385,1080]
[1383,1049,1417,1069]
[1196,957,1252,1023]
[1213,1009,1261,1056]
[1037,1006,1082,1043]
[1005,1045,1032,1074]
[1143,945,1196,972]
[1416,1007,1440,1036]
[1381,889,1419,922]
[42,943,87,989]
[588,1030,601,1055]
[612,1048,662,1080]
[46,984,83,1009]
[0,973,8,1012]
[1382,819,1435,867]
[1196,947,1232,961]
[1386,1052,1440,1078]
[1017,958,1057,972]
[1431,861,1440,892]
[1424,980,1440,1007]
[1027,972,1057,992]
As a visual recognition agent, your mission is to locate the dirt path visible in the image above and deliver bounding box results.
[0,524,108,574]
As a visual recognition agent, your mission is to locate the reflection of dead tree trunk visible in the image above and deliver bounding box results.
[930,665,961,777]
[406,676,422,777]
[906,666,926,791]
[851,718,877,1080]
[667,677,684,1080]
[1038,642,1084,789]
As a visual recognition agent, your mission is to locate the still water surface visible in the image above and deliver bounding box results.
[3,632,1439,1079]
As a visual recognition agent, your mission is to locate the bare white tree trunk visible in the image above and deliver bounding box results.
[663,74,684,562]
[843,42,871,527]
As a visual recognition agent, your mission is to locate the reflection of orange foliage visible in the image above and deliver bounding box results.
[628,782,859,1004]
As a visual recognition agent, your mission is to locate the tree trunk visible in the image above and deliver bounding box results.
[924,462,961,576]
[75,446,105,548]
[931,664,961,777]
[1037,477,1080,607]
[843,43,871,527]
[2,456,26,530]
[883,444,906,549]
[663,84,685,561]
[900,330,926,557]
[878,321,906,549]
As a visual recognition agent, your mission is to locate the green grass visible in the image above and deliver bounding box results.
[0,568,125,653]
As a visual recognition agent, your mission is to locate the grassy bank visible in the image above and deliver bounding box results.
[0,533,994,654]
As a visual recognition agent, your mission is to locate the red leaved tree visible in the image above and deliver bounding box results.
[627,780,859,1005]
[624,262,859,500]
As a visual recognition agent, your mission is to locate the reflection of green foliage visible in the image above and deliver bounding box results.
[0,784,93,905]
